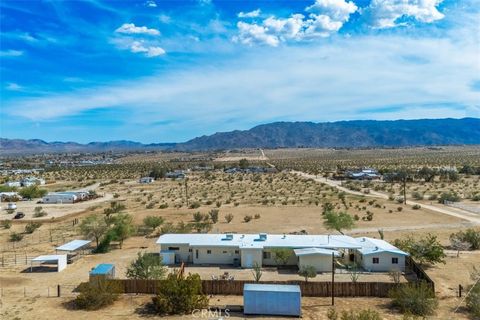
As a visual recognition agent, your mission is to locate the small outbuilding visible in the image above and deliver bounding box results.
[294,248,339,272]
[160,250,176,265]
[139,177,155,184]
[243,284,301,317]
[89,263,115,281]
[355,237,409,272]
[31,255,67,272]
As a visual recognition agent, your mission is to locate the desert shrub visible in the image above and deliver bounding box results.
[126,252,166,280]
[428,194,437,201]
[243,215,252,223]
[193,212,204,222]
[208,209,219,223]
[74,280,122,310]
[466,283,480,317]
[9,232,23,242]
[340,309,382,320]
[411,192,424,200]
[24,222,42,234]
[225,213,234,223]
[143,216,164,233]
[438,192,460,203]
[412,204,421,210]
[159,203,168,209]
[254,213,261,219]
[151,271,208,315]
[389,282,437,316]
[1,220,12,229]
[450,229,480,250]
[189,202,201,209]
[397,207,403,212]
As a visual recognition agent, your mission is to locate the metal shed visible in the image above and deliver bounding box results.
[243,283,301,317]
[89,263,115,281]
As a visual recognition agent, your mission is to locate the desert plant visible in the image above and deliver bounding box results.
[225,213,234,223]
[323,211,355,235]
[9,232,23,242]
[1,220,12,229]
[243,215,252,223]
[450,228,480,250]
[388,270,402,284]
[74,279,122,310]
[298,265,317,282]
[394,234,446,266]
[80,215,108,248]
[252,262,263,282]
[208,209,219,223]
[272,248,292,266]
[193,212,204,222]
[151,271,208,315]
[24,222,42,234]
[143,216,164,233]
[389,282,437,316]
[109,213,136,248]
[126,252,167,280]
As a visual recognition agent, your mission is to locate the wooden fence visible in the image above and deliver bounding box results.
[406,256,435,293]
[107,279,406,298]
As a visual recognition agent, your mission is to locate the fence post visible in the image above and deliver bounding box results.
[14,252,17,265]
[57,285,61,297]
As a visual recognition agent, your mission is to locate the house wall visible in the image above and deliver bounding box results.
[359,252,405,272]
[42,195,76,204]
[159,243,191,263]
[298,255,333,272]
[262,248,298,266]
[193,246,240,265]
[241,248,263,268]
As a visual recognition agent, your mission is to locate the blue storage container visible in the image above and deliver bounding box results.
[243,283,301,316]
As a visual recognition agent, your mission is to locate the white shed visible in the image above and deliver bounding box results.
[31,255,68,272]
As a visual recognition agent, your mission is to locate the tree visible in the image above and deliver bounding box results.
[272,248,292,266]
[143,216,164,233]
[24,222,41,234]
[80,215,108,248]
[394,234,446,266]
[151,271,208,315]
[450,228,480,251]
[323,211,355,235]
[103,201,126,219]
[19,185,47,199]
[388,282,437,316]
[298,265,317,282]
[110,213,136,248]
[149,166,167,179]
[438,192,461,203]
[126,252,167,280]
[252,262,263,282]
[239,158,249,169]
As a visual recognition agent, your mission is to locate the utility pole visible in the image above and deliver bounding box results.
[331,252,335,306]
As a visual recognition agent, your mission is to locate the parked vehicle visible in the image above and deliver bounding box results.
[14,212,25,219]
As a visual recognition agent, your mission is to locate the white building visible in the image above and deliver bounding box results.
[4,181,21,188]
[139,177,155,184]
[157,233,361,271]
[354,237,409,272]
[42,192,78,204]
[21,177,45,187]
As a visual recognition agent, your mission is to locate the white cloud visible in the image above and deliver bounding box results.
[145,0,157,8]
[159,14,171,24]
[130,41,166,57]
[234,0,357,46]
[365,0,445,28]
[115,23,160,35]
[238,9,261,18]
[0,49,24,57]
[5,83,22,91]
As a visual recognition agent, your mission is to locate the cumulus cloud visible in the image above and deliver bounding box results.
[233,0,357,46]
[238,9,261,18]
[130,41,165,57]
[145,0,157,8]
[115,23,160,35]
[365,0,445,28]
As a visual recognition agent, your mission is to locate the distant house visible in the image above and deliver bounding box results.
[0,192,21,202]
[191,165,214,171]
[20,177,46,187]
[224,167,277,174]
[4,181,21,188]
[354,237,409,272]
[139,177,155,184]
[346,168,381,180]
[165,170,186,179]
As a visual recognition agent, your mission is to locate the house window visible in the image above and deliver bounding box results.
[234,250,239,254]
[263,252,271,259]
[372,257,379,264]
[188,248,192,252]
[392,257,399,264]
[195,250,199,259]
[168,247,180,251]
[207,250,212,254]
[223,251,228,254]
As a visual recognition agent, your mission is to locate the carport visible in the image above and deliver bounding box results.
[55,239,92,263]
[31,255,67,272]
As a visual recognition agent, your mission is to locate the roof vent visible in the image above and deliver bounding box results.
[282,234,286,239]
[223,234,233,240]
[374,246,379,251]
[257,233,267,241]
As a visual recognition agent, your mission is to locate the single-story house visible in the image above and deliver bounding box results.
[354,237,409,272]
[346,168,381,180]
[139,177,155,183]
[42,192,78,204]
[157,233,361,271]
[165,170,186,179]
[21,177,46,187]
[4,181,21,187]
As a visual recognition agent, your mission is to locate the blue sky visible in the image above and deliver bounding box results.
[0,0,479,143]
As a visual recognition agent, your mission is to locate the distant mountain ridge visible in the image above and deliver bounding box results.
[1,118,479,154]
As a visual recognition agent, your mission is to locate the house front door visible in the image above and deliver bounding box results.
[245,253,253,268]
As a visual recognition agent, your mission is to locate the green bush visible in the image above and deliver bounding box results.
[151,271,208,315]
[412,204,421,210]
[126,252,166,280]
[389,282,437,316]
[24,222,42,234]
[394,234,445,266]
[74,280,122,310]
[466,283,480,318]
[189,202,201,209]
[243,215,252,223]
[438,192,460,203]
[327,308,381,320]
[450,228,480,250]
[9,232,23,242]
[1,220,12,229]
[19,185,47,199]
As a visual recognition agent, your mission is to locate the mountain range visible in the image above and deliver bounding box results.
[1,118,479,154]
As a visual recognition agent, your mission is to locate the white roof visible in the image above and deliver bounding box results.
[355,237,409,256]
[294,248,340,257]
[157,233,362,250]
[56,239,91,251]
[32,255,67,262]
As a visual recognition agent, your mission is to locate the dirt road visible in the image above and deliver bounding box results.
[293,171,480,225]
